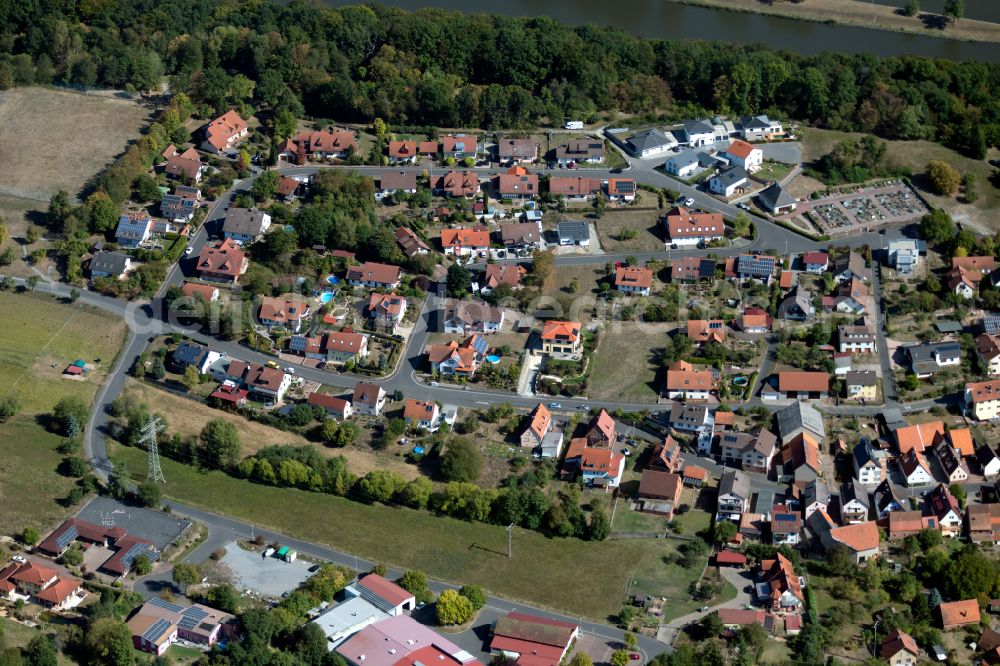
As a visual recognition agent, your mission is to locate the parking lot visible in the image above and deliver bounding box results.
[782,181,928,235]
[75,497,191,551]
[209,540,314,598]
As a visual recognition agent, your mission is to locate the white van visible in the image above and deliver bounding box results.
[564,120,584,130]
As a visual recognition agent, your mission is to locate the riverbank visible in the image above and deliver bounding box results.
[668,0,1000,44]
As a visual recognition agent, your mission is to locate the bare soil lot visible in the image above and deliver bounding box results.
[592,209,665,253]
[0,88,153,200]
[588,323,670,403]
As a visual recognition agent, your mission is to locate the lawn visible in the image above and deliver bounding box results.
[799,127,1000,233]
[592,210,664,253]
[541,263,606,298]
[611,505,668,534]
[755,160,794,183]
[0,291,128,414]
[166,644,205,664]
[588,323,668,403]
[0,88,153,200]
[122,379,421,480]
[0,618,75,664]
[0,292,127,536]
[629,543,737,621]
[0,195,48,280]
[111,443,658,621]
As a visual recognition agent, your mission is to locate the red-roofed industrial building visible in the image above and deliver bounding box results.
[489,611,580,666]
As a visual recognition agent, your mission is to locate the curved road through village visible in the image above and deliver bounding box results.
[6,139,931,653]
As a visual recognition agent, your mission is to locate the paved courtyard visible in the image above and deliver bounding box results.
[211,540,314,598]
[75,496,191,551]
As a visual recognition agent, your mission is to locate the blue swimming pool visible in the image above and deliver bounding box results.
[326,275,339,285]
[319,292,334,304]
[413,446,425,455]
[486,355,501,364]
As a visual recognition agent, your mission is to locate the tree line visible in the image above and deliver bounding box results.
[0,1,998,157]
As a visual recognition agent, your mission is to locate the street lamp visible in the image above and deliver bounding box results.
[872,615,881,658]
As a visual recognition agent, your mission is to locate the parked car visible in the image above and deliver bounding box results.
[684,197,695,206]
[12,555,26,564]
[266,361,280,369]
[284,366,296,374]
[629,655,641,661]
[548,402,562,409]
[184,245,194,256]
[622,448,631,457]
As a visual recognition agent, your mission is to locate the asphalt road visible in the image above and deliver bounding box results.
[2,136,930,652]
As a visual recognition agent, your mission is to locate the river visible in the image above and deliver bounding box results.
[320,0,1000,62]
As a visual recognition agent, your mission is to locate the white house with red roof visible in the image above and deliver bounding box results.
[201,109,249,155]
[663,206,724,247]
[580,447,625,491]
[346,573,416,616]
[336,615,483,666]
[0,560,86,611]
[719,140,763,172]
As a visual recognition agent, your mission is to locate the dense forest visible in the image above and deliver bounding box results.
[0,1,999,157]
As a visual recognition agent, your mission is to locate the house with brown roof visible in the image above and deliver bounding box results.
[307,392,352,420]
[222,207,271,243]
[196,238,248,285]
[387,140,419,164]
[351,382,386,416]
[520,403,552,449]
[258,295,311,333]
[322,330,369,365]
[226,362,292,403]
[650,435,683,473]
[164,146,204,182]
[898,449,933,487]
[433,171,480,198]
[807,511,880,563]
[686,319,726,345]
[737,307,772,334]
[424,335,488,377]
[496,138,538,164]
[976,333,1000,376]
[637,470,683,518]
[500,222,543,251]
[483,263,527,292]
[781,432,821,483]
[952,255,998,274]
[586,409,617,446]
[664,360,716,400]
[442,299,504,335]
[929,483,963,536]
[615,265,653,296]
[201,109,249,154]
[440,135,478,160]
[540,320,582,358]
[940,599,980,630]
[547,176,602,200]
[181,282,219,303]
[969,503,1000,544]
[366,293,407,333]
[770,505,802,546]
[966,379,1000,421]
[758,553,803,610]
[346,262,402,290]
[403,399,440,431]
[663,207,724,248]
[395,227,429,258]
[440,226,490,256]
[682,466,709,487]
[375,171,417,200]
[0,561,85,611]
[719,429,777,474]
[933,440,969,484]
[671,257,717,282]
[489,611,579,666]
[494,166,539,200]
[715,609,778,636]
[769,371,829,400]
[887,510,937,540]
[288,128,357,160]
[879,628,919,666]
[835,277,870,315]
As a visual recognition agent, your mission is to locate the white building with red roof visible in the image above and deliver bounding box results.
[347,573,416,616]
[337,615,482,666]
[489,611,579,666]
[0,560,86,611]
[201,109,249,154]
[719,139,763,172]
[663,207,724,247]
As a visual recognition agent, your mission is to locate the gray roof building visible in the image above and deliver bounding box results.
[89,251,130,276]
[712,165,748,188]
[222,208,270,238]
[719,470,751,501]
[626,128,675,155]
[905,341,962,376]
[776,401,825,445]
[683,119,715,137]
[757,182,796,212]
[802,479,831,509]
[557,220,590,244]
[172,341,208,369]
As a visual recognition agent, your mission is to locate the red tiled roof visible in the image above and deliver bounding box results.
[940,599,980,628]
[683,465,709,481]
[894,421,945,454]
[665,207,724,241]
[548,176,601,197]
[948,428,975,457]
[967,379,1000,404]
[665,360,715,391]
[403,399,437,422]
[181,282,218,301]
[525,403,552,441]
[204,109,248,152]
[484,264,526,289]
[777,371,828,393]
[724,140,756,160]
[615,266,653,289]
[802,251,828,266]
[541,320,581,342]
[197,238,246,279]
[716,550,747,565]
[346,261,401,286]
[358,573,414,606]
[34,576,82,605]
[307,392,350,413]
[441,226,489,249]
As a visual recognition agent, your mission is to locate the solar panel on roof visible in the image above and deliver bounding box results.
[55,525,79,550]
[142,618,174,642]
[178,607,209,631]
[148,597,184,613]
[121,543,151,568]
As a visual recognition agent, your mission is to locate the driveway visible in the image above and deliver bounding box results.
[656,566,755,645]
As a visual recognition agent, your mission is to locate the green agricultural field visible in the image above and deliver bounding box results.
[112,444,701,621]
[0,291,127,414]
[0,291,127,536]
